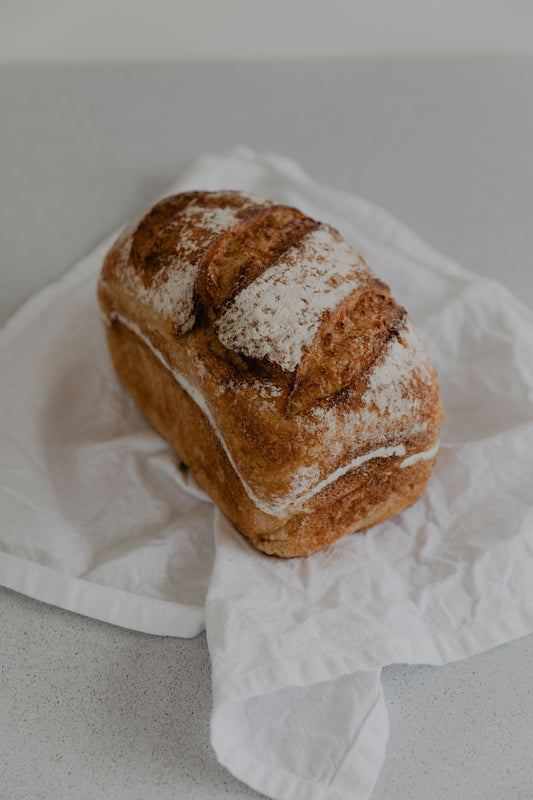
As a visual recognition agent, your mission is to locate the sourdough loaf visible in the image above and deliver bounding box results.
[97,190,444,557]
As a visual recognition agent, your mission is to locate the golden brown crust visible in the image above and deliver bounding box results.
[98,190,445,557]
[194,204,316,319]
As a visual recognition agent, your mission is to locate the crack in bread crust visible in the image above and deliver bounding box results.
[102,313,440,556]
[105,311,439,517]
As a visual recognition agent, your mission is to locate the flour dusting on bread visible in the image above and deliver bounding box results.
[215,224,371,371]
[115,193,264,335]
[362,321,432,418]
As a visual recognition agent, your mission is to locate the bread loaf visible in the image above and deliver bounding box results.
[97,191,444,557]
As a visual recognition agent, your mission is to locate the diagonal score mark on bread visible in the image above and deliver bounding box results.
[98,191,444,556]
[195,204,318,320]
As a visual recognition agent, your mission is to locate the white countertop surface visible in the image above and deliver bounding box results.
[1,57,532,800]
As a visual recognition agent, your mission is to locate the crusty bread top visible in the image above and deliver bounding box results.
[100,191,416,414]
[98,191,444,517]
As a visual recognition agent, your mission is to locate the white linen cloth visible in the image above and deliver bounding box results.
[1,147,533,800]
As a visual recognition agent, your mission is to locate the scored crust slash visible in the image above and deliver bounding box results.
[97,190,445,557]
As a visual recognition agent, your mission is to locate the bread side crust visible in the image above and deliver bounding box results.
[104,315,440,557]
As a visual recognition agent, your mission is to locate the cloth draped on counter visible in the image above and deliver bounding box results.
[1,147,533,800]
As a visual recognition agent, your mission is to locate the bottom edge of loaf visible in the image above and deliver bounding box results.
[245,458,434,557]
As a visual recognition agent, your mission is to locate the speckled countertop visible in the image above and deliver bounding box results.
[1,58,532,799]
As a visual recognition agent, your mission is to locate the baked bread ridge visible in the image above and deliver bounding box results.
[98,190,445,557]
